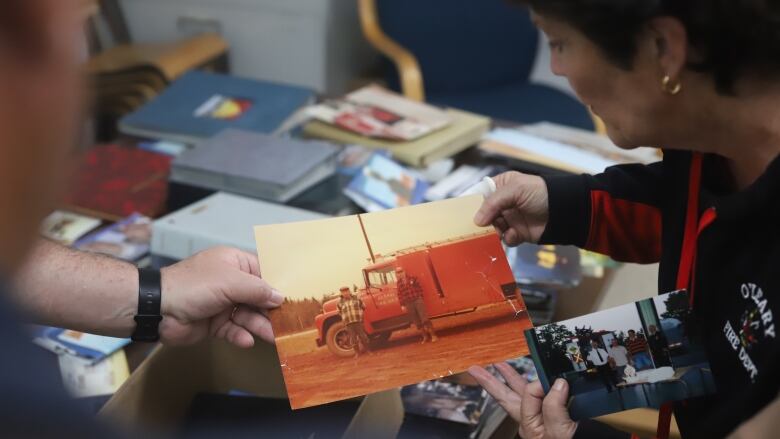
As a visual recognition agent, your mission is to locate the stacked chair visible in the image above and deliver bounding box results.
[83,0,230,140]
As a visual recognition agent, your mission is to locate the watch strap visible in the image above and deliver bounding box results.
[132,268,162,342]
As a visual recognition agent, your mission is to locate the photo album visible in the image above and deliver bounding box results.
[254,195,533,409]
[525,290,716,420]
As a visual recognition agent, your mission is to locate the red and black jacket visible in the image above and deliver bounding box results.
[539,149,780,438]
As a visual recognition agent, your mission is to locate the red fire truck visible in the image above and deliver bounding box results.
[314,230,521,357]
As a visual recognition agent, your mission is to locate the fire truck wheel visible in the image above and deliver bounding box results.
[326,321,356,358]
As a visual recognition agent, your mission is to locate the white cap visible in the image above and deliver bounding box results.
[460,176,497,198]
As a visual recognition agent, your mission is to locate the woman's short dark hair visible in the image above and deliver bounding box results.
[513,0,780,95]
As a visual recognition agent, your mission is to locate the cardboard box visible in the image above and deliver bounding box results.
[598,409,681,439]
[99,339,403,438]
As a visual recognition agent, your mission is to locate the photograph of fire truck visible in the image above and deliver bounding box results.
[255,196,532,409]
[525,290,716,420]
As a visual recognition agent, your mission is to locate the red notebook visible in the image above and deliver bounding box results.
[64,145,172,220]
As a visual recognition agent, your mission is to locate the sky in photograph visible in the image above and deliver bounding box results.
[546,291,678,336]
[254,195,489,300]
[554,300,644,335]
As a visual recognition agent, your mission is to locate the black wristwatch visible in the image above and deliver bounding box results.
[132,268,163,342]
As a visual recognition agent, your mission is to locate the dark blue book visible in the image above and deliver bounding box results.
[119,70,314,144]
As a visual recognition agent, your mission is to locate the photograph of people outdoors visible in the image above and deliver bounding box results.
[254,196,532,409]
[525,290,716,420]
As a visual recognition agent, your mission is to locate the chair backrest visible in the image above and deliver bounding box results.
[377,0,538,94]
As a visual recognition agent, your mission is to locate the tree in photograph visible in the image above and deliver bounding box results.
[537,323,574,350]
[661,290,691,321]
[574,325,595,355]
[270,296,326,336]
[537,323,575,377]
[661,290,698,341]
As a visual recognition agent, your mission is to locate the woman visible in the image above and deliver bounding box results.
[469,1,780,438]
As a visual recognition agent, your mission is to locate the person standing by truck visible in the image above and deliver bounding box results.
[395,267,438,344]
[337,287,369,357]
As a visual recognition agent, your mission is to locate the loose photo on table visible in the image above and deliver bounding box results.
[254,195,533,409]
[525,290,716,420]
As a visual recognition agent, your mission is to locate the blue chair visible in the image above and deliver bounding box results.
[358,0,598,131]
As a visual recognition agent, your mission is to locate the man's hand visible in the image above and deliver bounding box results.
[159,246,283,348]
[473,171,549,246]
[469,363,578,439]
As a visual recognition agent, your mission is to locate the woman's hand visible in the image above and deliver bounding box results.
[473,172,550,246]
[469,363,578,439]
[159,246,284,348]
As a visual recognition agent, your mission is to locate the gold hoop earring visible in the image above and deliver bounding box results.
[661,75,682,95]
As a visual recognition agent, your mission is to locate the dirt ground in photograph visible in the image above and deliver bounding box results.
[276,301,533,409]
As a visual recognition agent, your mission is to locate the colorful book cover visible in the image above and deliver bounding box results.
[64,144,171,219]
[401,377,488,426]
[74,213,151,261]
[505,244,583,288]
[525,290,716,420]
[120,71,315,143]
[59,349,130,398]
[344,152,428,212]
[31,326,130,363]
[307,85,451,141]
[40,210,102,245]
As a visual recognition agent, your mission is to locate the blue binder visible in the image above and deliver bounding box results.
[119,70,314,143]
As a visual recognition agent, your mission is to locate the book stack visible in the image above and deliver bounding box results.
[151,192,327,265]
[87,33,230,141]
[64,144,172,221]
[170,129,339,203]
[120,71,315,145]
[302,85,490,167]
[480,122,659,174]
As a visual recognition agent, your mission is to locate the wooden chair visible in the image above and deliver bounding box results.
[84,0,229,140]
[86,32,229,83]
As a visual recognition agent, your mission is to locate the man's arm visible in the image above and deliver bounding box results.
[12,239,137,337]
[11,239,283,347]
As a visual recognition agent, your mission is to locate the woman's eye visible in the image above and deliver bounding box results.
[549,40,565,52]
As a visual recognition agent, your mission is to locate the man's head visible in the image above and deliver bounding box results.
[339,287,351,299]
[590,339,599,348]
[0,0,84,276]
[628,330,637,339]
[648,325,657,334]
[611,338,619,347]
[394,266,406,279]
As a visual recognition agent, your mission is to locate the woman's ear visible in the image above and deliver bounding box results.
[646,16,689,79]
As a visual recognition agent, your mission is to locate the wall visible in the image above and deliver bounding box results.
[118,0,377,94]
